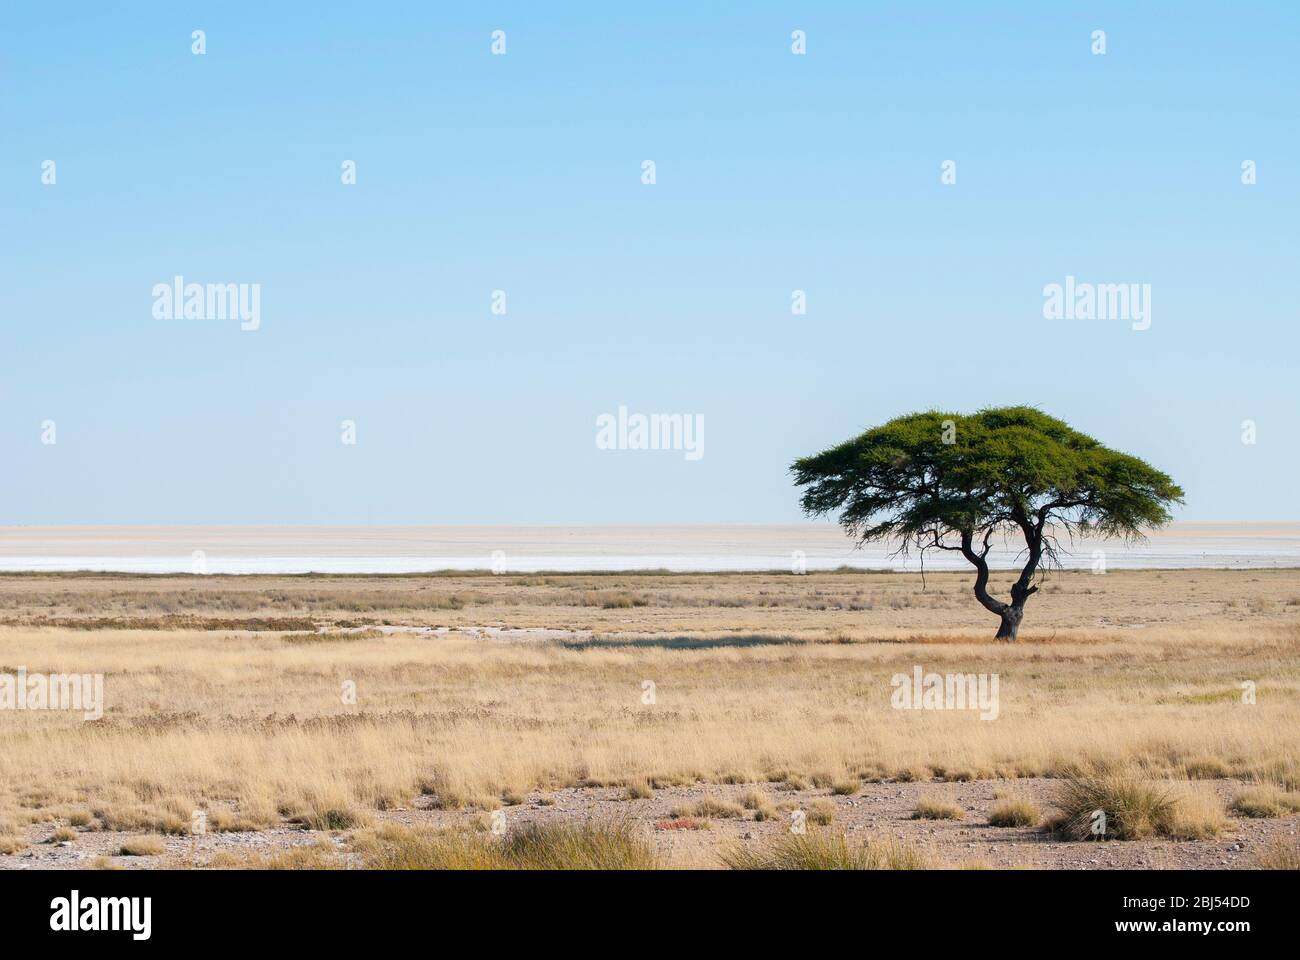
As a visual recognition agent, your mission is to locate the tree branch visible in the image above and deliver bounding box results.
[959,529,1007,616]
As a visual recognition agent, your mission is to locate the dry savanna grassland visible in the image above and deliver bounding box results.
[1,568,1298,870]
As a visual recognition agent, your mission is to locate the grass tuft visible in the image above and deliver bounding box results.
[1183,756,1231,780]
[351,820,657,870]
[1050,770,1190,837]
[624,780,653,800]
[988,799,1040,827]
[1230,785,1300,819]
[1162,783,1226,839]
[913,797,964,821]
[670,798,746,820]
[722,831,931,870]
[118,836,165,856]
[1252,838,1300,870]
[807,798,836,825]
[741,789,778,820]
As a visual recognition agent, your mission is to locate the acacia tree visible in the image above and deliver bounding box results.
[791,407,1183,640]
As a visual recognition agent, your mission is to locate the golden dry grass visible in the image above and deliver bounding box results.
[1049,773,1227,840]
[624,779,653,800]
[913,797,965,820]
[348,821,657,870]
[722,831,932,870]
[741,789,777,820]
[1230,785,1300,818]
[0,569,1298,840]
[210,821,661,870]
[118,835,165,856]
[987,798,1040,827]
[671,798,746,820]
[1252,837,1300,869]
[807,798,836,825]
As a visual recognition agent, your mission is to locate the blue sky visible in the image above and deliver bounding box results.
[3,2,1297,524]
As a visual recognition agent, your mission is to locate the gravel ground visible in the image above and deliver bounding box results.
[4,778,1296,870]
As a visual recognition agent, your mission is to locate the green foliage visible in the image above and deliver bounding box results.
[792,407,1182,635]
[792,406,1182,551]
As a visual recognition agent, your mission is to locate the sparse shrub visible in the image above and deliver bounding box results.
[624,780,653,800]
[420,767,470,810]
[830,779,860,796]
[1252,838,1300,870]
[722,831,931,870]
[808,798,836,825]
[1050,773,1177,840]
[717,771,752,785]
[502,822,658,869]
[988,799,1040,827]
[1231,786,1300,818]
[51,826,77,843]
[285,792,371,831]
[893,766,930,783]
[670,798,746,820]
[855,763,888,783]
[591,591,648,609]
[353,821,657,870]
[741,789,777,820]
[1163,785,1226,840]
[648,773,693,789]
[208,800,279,832]
[119,836,165,856]
[913,797,964,821]
[92,799,190,835]
[1183,757,1231,780]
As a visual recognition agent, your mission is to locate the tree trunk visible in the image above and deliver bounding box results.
[995,604,1023,641]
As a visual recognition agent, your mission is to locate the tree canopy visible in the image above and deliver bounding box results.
[791,406,1183,639]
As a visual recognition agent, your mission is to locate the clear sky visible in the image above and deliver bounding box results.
[3,2,1297,524]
